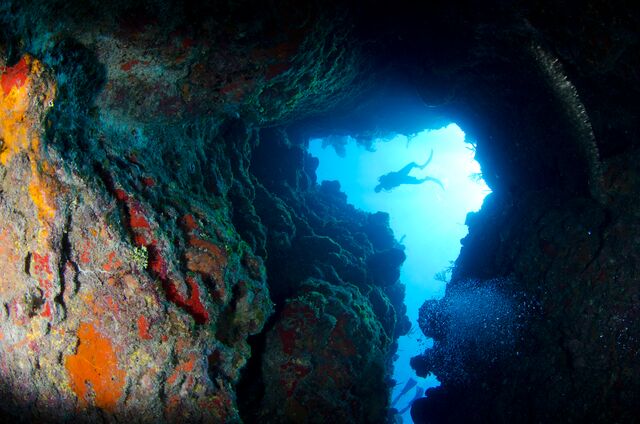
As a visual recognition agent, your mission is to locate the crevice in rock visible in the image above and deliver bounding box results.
[24,251,32,276]
[54,211,73,316]
[235,312,278,423]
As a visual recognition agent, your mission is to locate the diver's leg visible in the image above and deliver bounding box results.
[403,176,426,185]
[398,162,418,175]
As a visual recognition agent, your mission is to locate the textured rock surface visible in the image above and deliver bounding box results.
[0,2,407,422]
[401,1,640,423]
[259,279,390,423]
[412,158,640,422]
[0,52,274,422]
[0,0,639,423]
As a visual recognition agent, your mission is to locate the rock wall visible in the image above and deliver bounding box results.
[0,2,409,422]
[412,157,640,422]
[0,53,274,423]
[400,1,640,422]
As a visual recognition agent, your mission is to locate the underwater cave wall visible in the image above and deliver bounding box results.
[230,126,411,422]
[0,1,411,423]
[403,1,640,422]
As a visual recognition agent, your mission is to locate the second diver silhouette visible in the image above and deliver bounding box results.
[374,149,444,193]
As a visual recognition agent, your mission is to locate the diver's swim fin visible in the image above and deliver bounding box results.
[417,149,434,169]
[391,378,418,406]
[422,176,445,190]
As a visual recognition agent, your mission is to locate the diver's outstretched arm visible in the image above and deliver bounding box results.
[417,149,434,169]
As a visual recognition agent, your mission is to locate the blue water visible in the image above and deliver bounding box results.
[308,124,490,423]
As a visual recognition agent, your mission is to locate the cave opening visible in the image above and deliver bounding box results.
[307,123,490,422]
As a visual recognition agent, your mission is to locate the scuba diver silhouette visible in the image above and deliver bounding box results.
[374,149,444,192]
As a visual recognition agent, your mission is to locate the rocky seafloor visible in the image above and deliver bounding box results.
[0,1,638,423]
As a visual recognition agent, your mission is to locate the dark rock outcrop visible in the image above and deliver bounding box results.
[258,278,391,423]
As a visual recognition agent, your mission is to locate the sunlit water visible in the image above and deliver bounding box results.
[308,124,490,423]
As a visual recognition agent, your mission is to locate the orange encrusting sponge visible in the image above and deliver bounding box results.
[65,322,126,411]
[0,54,58,242]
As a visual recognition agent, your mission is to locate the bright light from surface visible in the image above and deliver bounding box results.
[308,123,490,423]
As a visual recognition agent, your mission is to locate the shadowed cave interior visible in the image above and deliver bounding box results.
[0,1,639,423]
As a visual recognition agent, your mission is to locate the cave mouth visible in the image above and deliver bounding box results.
[307,123,490,422]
